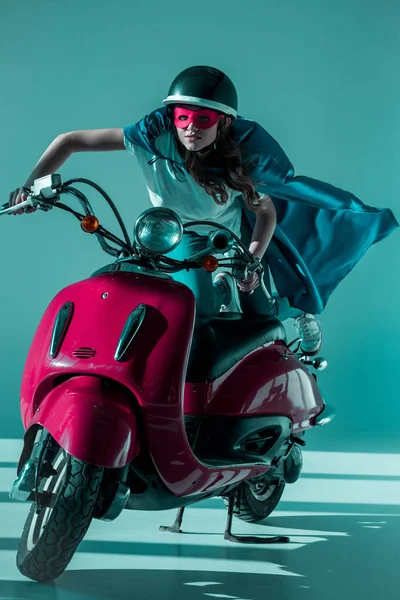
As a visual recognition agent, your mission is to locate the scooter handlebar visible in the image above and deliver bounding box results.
[1,175,63,216]
[0,197,35,215]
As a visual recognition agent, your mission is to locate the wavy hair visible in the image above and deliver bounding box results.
[171,114,270,212]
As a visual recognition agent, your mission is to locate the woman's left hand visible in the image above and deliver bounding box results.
[236,271,260,293]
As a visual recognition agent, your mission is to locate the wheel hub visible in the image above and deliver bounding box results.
[248,478,276,501]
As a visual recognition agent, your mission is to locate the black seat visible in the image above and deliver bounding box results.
[186,313,287,382]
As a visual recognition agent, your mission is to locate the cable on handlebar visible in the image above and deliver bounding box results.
[55,202,124,257]
[61,187,93,216]
[61,187,131,254]
[55,202,86,220]
[97,225,131,254]
[62,178,132,250]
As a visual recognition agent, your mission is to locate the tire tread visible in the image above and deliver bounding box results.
[17,457,103,582]
[224,482,285,523]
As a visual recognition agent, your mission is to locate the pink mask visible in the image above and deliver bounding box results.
[173,107,223,130]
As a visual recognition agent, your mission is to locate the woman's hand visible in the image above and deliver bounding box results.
[8,187,35,215]
[236,270,260,293]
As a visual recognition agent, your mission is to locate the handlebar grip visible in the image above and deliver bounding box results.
[0,197,34,214]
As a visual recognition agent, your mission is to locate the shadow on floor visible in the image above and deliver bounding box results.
[1,509,398,600]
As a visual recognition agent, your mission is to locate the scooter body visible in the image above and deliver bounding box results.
[19,266,324,500]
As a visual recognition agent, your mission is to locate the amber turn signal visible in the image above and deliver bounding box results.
[201,255,219,272]
[81,216,100,233]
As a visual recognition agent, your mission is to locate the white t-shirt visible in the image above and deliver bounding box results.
[124,131,245,237]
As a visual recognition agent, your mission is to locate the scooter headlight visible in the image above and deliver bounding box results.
[134,208,183,254]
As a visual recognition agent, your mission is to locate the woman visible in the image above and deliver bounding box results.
[9,66,398,355]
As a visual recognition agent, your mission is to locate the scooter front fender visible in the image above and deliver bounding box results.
[29,375,139,468]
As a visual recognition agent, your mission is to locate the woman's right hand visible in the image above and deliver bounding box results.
[8,187,34,214]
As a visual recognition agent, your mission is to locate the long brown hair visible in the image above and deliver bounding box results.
[171,114,270,212]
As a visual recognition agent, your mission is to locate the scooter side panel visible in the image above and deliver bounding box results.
[184,343,324,432]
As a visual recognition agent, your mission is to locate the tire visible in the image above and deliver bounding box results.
[16,448,103,582]
[224,479,285,524]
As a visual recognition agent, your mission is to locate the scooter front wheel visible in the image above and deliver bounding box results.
[16,448,103,582]
[224,479,285,524]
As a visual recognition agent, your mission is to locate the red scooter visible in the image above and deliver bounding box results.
[2,174,334,583]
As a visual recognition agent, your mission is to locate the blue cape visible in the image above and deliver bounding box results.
[124,108,398,314]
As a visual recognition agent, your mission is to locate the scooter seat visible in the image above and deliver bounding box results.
[186,313,287,382]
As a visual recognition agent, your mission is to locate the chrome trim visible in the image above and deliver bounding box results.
[114,304,147,362]
[133,207,184,255]
[49,302,74,358]
[9,459,37,501]
[299,355,328,371]
[314,404,336,426]
[208,229,234,252]
[312,357,328,371]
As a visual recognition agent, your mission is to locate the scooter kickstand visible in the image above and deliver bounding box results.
[224,490,290,544]
[159,506,185,534]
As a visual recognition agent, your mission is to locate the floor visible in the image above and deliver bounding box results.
[0,440,399,600]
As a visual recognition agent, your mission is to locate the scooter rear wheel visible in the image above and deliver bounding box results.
[16,448,103,582]
[224,480,285,523]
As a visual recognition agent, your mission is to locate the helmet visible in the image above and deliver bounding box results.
[163,66,238,118]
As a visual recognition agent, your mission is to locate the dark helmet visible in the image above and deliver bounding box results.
[163,66,238,118]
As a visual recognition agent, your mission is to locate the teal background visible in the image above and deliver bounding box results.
[0,0,399,451]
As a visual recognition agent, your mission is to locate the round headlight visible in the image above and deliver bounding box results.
[134,208,183,254]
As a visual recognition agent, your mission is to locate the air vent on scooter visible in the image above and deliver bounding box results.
[73,347,97,359]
